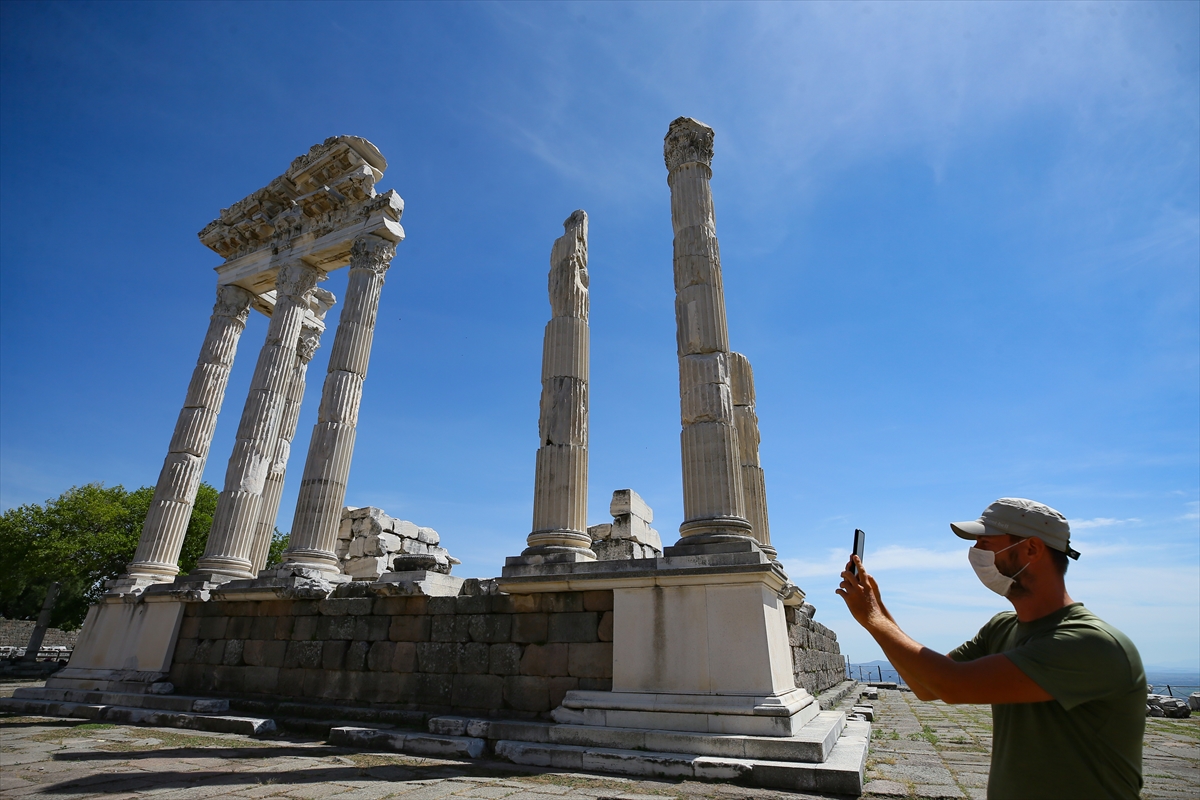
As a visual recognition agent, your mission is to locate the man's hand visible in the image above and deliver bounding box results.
[836,556,888,630]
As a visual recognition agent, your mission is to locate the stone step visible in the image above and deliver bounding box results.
[493,720,870,795]
[42,677,175,694]
[276,717,397,737]
[229,697,427,728]
[12,686,228,713]
[0,697,275,736]
[329,726,486,759]
[428,710,846,763]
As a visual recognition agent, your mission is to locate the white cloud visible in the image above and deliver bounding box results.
[1071,517,1141,530]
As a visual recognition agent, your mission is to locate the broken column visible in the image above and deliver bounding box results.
[665,117,753,548]
[729,352,776,560]
[191,262,323,582]
[110,284,255,593]
[279,235,398,577]
[519,210,593,563]
[247,292,335,575]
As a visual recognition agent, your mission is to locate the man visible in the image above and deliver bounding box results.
[837,497,1145,800]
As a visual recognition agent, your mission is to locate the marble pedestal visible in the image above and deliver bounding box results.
[499,541,809,737]
[44,594,187,693]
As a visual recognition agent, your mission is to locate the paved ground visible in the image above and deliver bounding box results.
[2,682,1197,800]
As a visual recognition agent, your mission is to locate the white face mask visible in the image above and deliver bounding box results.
[968,541,1029,596]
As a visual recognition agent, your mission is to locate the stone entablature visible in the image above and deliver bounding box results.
[200,136,403,297]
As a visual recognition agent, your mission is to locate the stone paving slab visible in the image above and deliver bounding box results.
[3,682,1198,800]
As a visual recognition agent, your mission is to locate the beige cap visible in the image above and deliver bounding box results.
[951,497,1080,559]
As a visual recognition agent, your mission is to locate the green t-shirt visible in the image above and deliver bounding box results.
[948,603,1146,800]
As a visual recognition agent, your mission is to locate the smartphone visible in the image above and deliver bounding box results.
[851,529,866,575]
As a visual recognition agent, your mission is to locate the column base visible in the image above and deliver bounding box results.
[552,687,820,737]
[210,564,349,601]
[104,573,175,597]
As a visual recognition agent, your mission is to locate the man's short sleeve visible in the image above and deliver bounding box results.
[947,612,1012,662]
[1004,620,1133,710]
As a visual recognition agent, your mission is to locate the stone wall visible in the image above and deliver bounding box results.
[169,589,613,719]
[0,619,78,649]
[168,589,844,715]
[786,605,845,696]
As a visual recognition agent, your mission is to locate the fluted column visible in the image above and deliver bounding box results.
[282,236,396,574]
[523,211,593,561]
[729,352,776,560]
[246,312,328,574]
[665,117,752,544]
[193,263,323,581]
[113,285,255,591]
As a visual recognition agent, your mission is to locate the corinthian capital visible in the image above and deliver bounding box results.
[275,263,323,302]
[296,323,323,364]
[350,236,396,275]
[213,284,254,321]
[664,117,715,172]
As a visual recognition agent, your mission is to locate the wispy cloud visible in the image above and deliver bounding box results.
[1071,517,1141,530]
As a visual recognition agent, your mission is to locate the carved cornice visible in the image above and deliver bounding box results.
[199,136,398,262]
[664,117,715,172]
[213,284,254,321]
[349,236,396,275]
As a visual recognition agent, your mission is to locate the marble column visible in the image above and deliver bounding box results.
[523,211,594,562]
[281,236,396,575]
[193,263,323,581]
[729,352,777,560]
[246,313,327,575]
[114,285,254,592]
[664,117,752,545]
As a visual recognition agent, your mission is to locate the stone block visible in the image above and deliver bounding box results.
[366,640,394,671]
[568,642,613,678]
[322,640,348,670]
[512,613,549,643]
[391,641,417,672]
[345,640,370,670]
[457,642,491,674]
[226,616,255,639]
[198,617,229,640]
[453,674,503,710]
[490,643,522,675]
[210,665,246,694]
[243,666,280,695]
[456,595,493,614]
[468,614,512,643]
[416,672,452,705]
[431,615,471,642]
[284,640,323,670]
[241,640,265,667]
[196,639,226,665]
[548,612,598,642]
[406,596,429,615]
[428,596,457,615]
[578,677,612,691]
[359,670,400,704]
[222,639,245,666]
[273,616,295,639]
[317,615,356,640]
[598,611,614,642]
[503,675,550,712]
[291,616,318,641]
[549,676,578,709]
[417,642,458,674]
[179,617,201,640]
[257,600,292,617]
[249,616,275,640]
[583,590,614,611]
[520,643,568,676]
[494,594,539,614]
[389,615,431,642]
[174,638,198,664]
[318,597,373,616]
[354,615,391,642]
[260,639,287,667]
[543,593,584,613]
[292,600,321,616]
[373,596,408,616]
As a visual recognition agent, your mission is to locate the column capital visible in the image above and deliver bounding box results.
[214,284,254,320]
[297,322,323,364]
[350,236,396,274]
[664,117,715,172]
[275,263,323,302]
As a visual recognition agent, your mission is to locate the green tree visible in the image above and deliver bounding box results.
[0,482,219,630]
[265,527,290,569]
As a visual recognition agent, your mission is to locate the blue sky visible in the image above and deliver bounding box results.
[2,1,1197,668]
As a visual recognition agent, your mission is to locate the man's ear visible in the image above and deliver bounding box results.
[1026,537,1047,561]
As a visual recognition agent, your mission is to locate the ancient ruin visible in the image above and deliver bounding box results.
[3,122,863,795]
